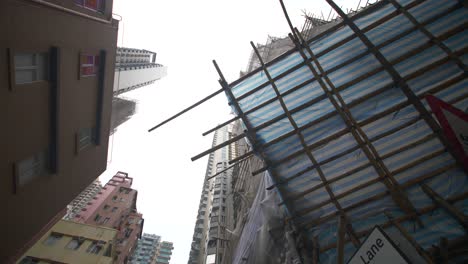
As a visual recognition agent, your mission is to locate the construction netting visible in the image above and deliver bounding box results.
[222,0,468,262]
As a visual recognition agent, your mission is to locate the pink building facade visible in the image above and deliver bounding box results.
[74,172,144,264]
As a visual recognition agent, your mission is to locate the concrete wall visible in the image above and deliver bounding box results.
[0,0,118,261]
[113,65,167,94]
[17,220,117,264]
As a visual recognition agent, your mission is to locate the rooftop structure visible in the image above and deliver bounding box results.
[64,180,103,221]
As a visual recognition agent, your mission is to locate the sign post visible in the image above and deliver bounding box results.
[347,226,411,264]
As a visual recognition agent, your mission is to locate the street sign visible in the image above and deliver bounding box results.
[347,226,411,264]
[426,95,468,171]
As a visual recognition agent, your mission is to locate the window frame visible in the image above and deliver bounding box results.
[78,52,100,78]
[66,237,83,250]
[86,241,103,254]
[74,0,106,14]
[13,149,49,191]
[8,48,50,90]
[75,127,96,154]
[43,232,63,246]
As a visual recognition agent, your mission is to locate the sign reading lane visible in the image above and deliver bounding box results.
[347,226,410,264]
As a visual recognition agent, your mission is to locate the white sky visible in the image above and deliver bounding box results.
[101,0,361,263]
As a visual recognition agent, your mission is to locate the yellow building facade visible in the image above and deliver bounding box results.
[17,220,117,264]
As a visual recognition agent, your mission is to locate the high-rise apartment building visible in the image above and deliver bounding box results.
[188,126,238,264]
[130,233,161,264]
[113,47,167,95]
[17,220,117,264]
[130,234,174,264]
[155,241,174,264]
[1,0,118,261]
[63,179,103,221]
[73,172,144,264]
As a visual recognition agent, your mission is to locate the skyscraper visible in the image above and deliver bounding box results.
[155,241,174,264]
[113,47,167,95]
[188,126,238,264]
[110,47,167,133]
[1,0,118,261]
[130,234,174,264]
[130,233,161,264]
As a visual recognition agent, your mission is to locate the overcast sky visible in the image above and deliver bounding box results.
[100,0,363,263]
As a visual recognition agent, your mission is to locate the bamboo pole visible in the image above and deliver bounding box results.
[337,215,346,264]
[290,28,422,226]
[420,183,468,230]
[250,40,361,245]
[304,162,457,230]
[384,211,434,263]
[388,0,467,72]
[320,191,468,252]
[325,0,468,175]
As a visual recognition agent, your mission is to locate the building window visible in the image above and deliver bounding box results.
[119,197,125,202]
[112,207,118,212]
[14,52,48,84]
[103,204,110,210]
[80,53,100,77]
[18,257,39,264]
[112,196,117,201]
[102,217,110,224]
[103,244,113,257]
[124,228,133,238]
[15,150,48,187]
[94,214,101,222]
[86,241,103,254]
[76,127,96,152]
[43,233,62,246]
[75,0,105,13]
[66,237,83,250]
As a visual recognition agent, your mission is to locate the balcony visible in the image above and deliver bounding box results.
[193,233,203,241]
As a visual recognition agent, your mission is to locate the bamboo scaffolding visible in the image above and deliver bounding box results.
[420,183,468,230]
[304,162,458,230]
[240,37,466,175]
[273,83,465,200]
[325,0,467,175]
[250,40,361,245]
[212,60,297,220]
[287,28,422,225]
[319,191,468,252]
[384,211,434,263]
